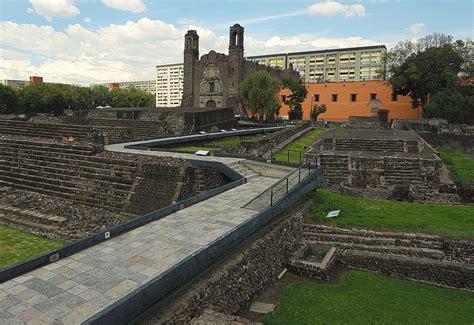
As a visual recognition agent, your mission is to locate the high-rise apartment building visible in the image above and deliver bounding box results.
[117,80,156,96]
[90,80,156,94]
[156,63,184,107]
[247,45,386,83]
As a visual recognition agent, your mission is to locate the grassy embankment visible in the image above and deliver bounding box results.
[0,225,63,269]
[308,189,474,238]
[439,150,474,182]
[171,134,259,152]
[274,128,325,164]
[265,271,474,325]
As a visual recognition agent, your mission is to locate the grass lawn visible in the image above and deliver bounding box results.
[170,146,216,153]
[265,271,474,325]
[308,189,474,237]
[274,128,325,164]
[210,134,258,146]
[439,150,474,182]
[0,226,63,269]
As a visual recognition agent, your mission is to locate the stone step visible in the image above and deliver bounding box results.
[303,232,443,249]
[0,148,139,169]
[0,127,92,140]
[0,203,66,226]
[0,139,97,152]
[1,156,136,179]
[0,164,134,191]
[0,140,97,155]
[0,171,130,205]
[0,180,123,211]
[0,212,61,236]
[306,239,445,260]
[0,121,95,133]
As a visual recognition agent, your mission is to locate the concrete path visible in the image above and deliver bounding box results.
[0,141,287,324]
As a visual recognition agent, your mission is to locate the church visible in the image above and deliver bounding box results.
[181,24,299,115]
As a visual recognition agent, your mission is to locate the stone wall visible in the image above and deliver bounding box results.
[140,214,304,324]
[303,224,473,290]
[419,133,474,150]
[339,251,473,290]
[347,116,381,128]
[178,166,230,201]
[303,224,473,264]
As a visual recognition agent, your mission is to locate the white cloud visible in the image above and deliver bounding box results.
[101,0,146,13]
[29,0,80,22]
[308,1,366,18]
[408,22,426,36]
[26,8,34,14]
[83,17,91,23]
[0,18,382,85]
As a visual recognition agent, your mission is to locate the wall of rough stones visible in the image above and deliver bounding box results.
[419,133,474,150]
[140,214,304,324]
[178,166,230,201]
[339,251,473,290]
[303,224,473,264]
[302,224,473,290]
[127,163,230,215]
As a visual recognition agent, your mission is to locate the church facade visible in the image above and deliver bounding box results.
[181,24,299,114]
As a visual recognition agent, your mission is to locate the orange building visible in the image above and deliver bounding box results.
[279,80,422,121]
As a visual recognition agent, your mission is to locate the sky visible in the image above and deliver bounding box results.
[0,0,472,85]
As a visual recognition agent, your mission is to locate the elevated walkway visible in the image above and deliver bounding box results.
[0,138,322,324]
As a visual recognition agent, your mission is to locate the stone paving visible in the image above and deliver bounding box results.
[0,140,288,324]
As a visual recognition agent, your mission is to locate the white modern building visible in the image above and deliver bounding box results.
[246,45,387,83]
[156,63,184,107]
[117,80,156,96]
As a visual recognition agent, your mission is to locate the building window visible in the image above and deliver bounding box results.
[209,82,215,93]
[370,93,377,100]
[391,93,398,101]
[332,94,338,102]
[350,94,357,102]
[313,94,320,102]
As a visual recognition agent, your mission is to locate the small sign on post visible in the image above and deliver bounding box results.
[326,210,341,218]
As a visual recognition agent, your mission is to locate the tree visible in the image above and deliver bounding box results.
[311,103,327,122]
[90,85,112,108]
[0,84,19,114]
[379,33,456,79]
[389,44,464,110]
[240,71,282,120]
[282,77,308,120]
[424,90,474,123]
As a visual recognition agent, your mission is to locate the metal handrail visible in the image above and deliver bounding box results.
[269,159,316,206]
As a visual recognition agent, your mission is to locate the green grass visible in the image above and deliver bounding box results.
[170,146,216,153]
[265,271,474,325]
[0,226,63,269]
[274,128,325,164]
[308,189,474,237]
[209,134,258,146]
[439,150,474,182]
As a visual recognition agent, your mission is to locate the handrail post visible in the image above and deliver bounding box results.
[270,188,273,206]
[287,150,290,162]
[286,177,289,193]
[298,167,301,183]
[299,151,302,164]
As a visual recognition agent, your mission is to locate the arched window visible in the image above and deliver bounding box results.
[206,100,216,107]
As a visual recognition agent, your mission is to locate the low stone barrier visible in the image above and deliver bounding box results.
[339,250,473,290]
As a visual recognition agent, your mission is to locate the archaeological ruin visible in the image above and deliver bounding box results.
[308,128,460,203]
[0,134,230,242]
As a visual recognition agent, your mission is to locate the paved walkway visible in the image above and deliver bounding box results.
[0,141,284,324]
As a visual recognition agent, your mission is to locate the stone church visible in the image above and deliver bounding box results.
[181,24,299,115]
